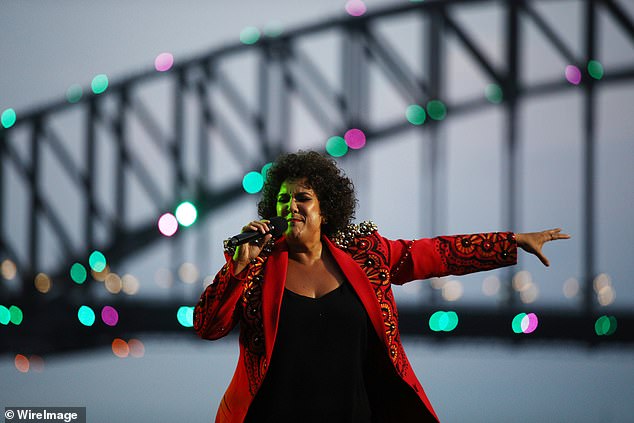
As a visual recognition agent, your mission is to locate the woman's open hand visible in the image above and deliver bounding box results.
[515,228,570,267]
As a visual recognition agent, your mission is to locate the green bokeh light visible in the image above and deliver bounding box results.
[9,305,23,325]
[1,108,17,129]
[587,60,604,80]
[427,100,447,121]
[177,306,194,327]
[595,315,617,336]
[91,74,109,94]
[0,305,11,325]
[243,171,264,194]
[261,162,273,181]
[326,136,348,157]
[240,27,261,45]
[429,311,458,332]
[263,22,284,38]
[512,313,527,334]
[70,262,87,284]
[78,305,96,326]
[66,84,83,103]
[175,201,198,227]
[485,84,503,104]
[89,250,107,272]
[406,105,426,125]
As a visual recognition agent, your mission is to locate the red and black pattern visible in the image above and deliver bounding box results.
[435,232,516,275]
[344,233,410,377]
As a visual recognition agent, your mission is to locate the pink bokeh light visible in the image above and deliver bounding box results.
[523,313,539,334]
[565,65,581,85]
[101,306,119,327]
[154,52,174,72]
[345,0,367,17]
[344,128,366,149]
[158,213,178,237]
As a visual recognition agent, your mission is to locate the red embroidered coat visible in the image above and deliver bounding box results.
[194,223,517,422]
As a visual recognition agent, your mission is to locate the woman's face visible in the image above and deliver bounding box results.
[276,178,324,243]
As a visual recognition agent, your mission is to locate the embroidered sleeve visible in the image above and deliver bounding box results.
[193,255,248,340]
[388,232,517,284]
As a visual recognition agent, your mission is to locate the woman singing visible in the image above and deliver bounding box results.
[194,150,569,422]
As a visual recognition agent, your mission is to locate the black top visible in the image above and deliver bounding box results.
[244,281,372,423]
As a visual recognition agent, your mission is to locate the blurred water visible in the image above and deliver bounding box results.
[1,336,632,423]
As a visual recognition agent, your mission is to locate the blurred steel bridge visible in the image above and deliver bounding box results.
[2,0,634,354]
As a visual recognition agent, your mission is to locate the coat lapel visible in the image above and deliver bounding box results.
[261,242,288,361]
[323,236,389,348]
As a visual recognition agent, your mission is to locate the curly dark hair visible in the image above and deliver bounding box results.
[257,151,357,236]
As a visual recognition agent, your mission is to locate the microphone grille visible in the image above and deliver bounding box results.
[268,216,288,237]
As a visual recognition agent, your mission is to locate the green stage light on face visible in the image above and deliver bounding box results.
[66,84,83,103]
[326,136,348,157]
[177,306,194,327]
[70,262,87,284]
[89,250,107,272]
[9,305,23,325]
[78,305,95,326]
[175,201,198,227]
[1,108,17,129]
[512,313,527,334]
[587,60,604,80]
[91,74,109,94]
[0,305,10,325]
[427,100,447,121]
[243,171,264,194]
[240,27,261,45]
[485,84,503,104]
[406,105,426,125]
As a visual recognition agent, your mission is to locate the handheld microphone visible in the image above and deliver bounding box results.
[224,216,288,248]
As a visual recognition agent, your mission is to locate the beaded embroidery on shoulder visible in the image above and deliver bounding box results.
[331,220,378,249]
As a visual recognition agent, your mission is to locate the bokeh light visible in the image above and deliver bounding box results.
[261,162,273,181]
[485,84,503,104]
[406,104,426,125]
[442,280,463,301]
[587,60,604,80]
[9,305,23,325]
[512,313,527,334]
[66,84,83,103]
[104,272,123,294]
[15,354,29,373]
[101,306,119,326]
[158,213,178,237]
[594,273,616,306]
[344,128,366,149]
[263,21,284,38]
[1,108,17,129]
[0,305,10,325]
[326,136,348,157]
[565,65,582,85]
[177,306,194,327]
[112,338,129,358]
[243,171,264,194]
[523,313,539,334]
[122,274,140,295]
[128,339,145,358]
[482,275,501,296]
[345,0,367,17]
[34,272,52,294]
[91,74,109,94]
[563,277,580,299]
[70,262,87,284]
[429,311,458,332]
[89,250,107,272]
[1,259,18,280]
[29,355,45,372]
[175,201,198,227]
[178,262,199,284]
[595,315,617,336]
[427,100,447,120]
[78,305,96,326]
[240,26,260,45]
[92,264,110,282]
[154,52,174,72]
